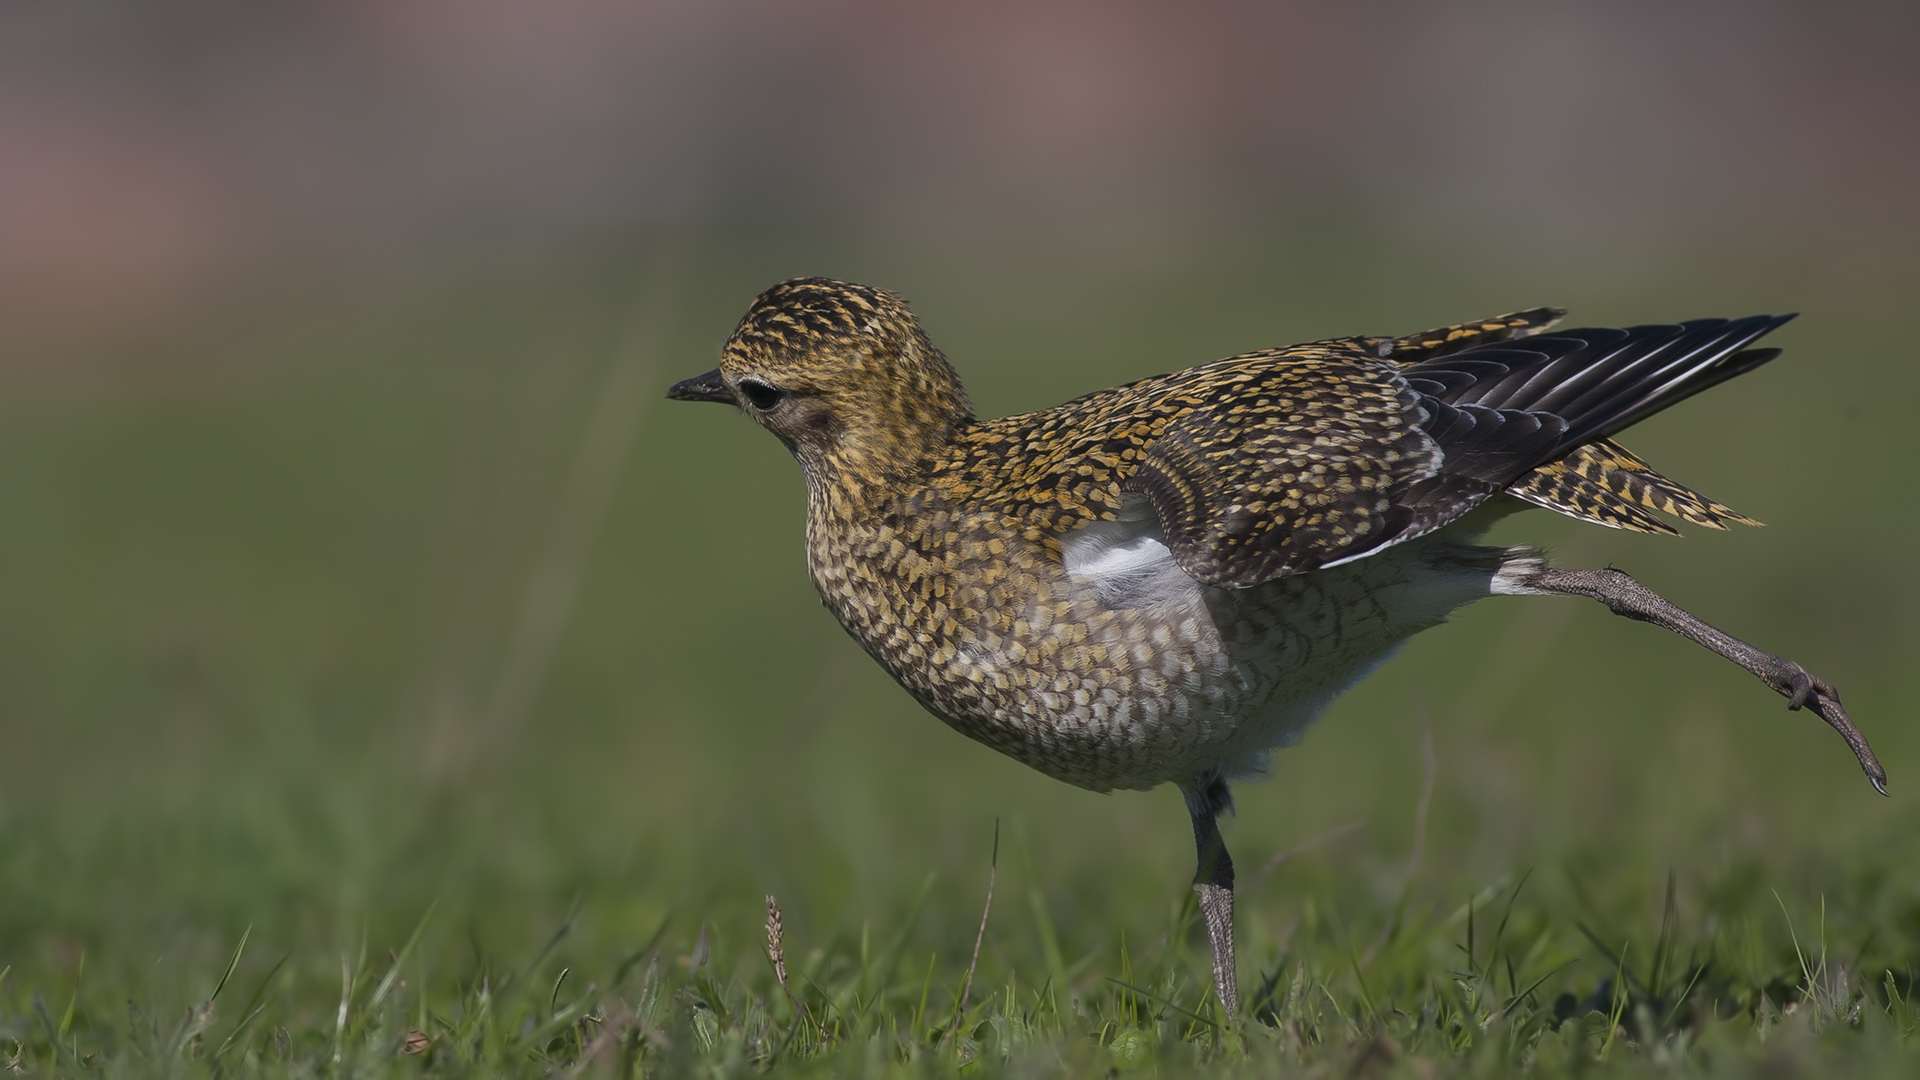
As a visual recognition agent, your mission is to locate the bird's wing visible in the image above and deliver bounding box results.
[1120,348,1562,588]
[1126,316,1792,589]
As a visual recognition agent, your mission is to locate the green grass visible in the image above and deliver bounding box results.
[1,236,1917,1076]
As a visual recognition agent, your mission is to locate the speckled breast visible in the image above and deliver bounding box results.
[804,491,1509,792]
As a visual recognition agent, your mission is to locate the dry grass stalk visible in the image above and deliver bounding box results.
[1253,818,1367,882]
[764,894,791,996]
[950,820,1000,1041]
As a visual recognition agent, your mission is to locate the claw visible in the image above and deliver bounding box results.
[1785,670,1813,711]
[1805,696,1888,797]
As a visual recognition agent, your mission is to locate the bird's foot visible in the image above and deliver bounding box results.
[1763,658,1887,796]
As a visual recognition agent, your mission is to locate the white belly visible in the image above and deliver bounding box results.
[1060,495,1538,784]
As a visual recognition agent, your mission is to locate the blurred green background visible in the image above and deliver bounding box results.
[1,0,1916,1060]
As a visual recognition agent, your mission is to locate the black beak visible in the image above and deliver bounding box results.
[666,369,735,404]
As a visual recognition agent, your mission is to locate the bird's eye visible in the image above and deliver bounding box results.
[738,379,785,411]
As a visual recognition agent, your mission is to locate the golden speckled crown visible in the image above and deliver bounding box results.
[730,278,909,353]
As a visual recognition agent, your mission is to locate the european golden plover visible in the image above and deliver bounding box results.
[668,278,1885,1014]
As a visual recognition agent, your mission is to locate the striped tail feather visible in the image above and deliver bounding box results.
[1507,437,1762,534]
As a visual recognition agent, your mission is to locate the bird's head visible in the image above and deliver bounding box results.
[668,278,973,488]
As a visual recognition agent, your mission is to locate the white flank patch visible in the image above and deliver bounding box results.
[1061,495,1201,610]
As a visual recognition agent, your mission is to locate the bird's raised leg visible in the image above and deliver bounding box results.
[1521,566,1887,794]
[1183,770,1237,1015]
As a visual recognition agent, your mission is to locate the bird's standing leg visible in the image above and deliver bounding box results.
[1521,566,1887,794]
[1183,769,1238,1015]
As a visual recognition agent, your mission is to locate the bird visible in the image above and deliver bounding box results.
[666,277,1886,1015]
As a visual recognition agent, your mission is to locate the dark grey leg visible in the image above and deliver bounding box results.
[1183,770,1237,1015]
[1524,567,1887,794]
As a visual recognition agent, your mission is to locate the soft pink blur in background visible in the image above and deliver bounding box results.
[5,0,1916,354]
[5,3,1920,1006]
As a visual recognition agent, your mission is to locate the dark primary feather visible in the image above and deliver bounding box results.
[1405,315,1793,445]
